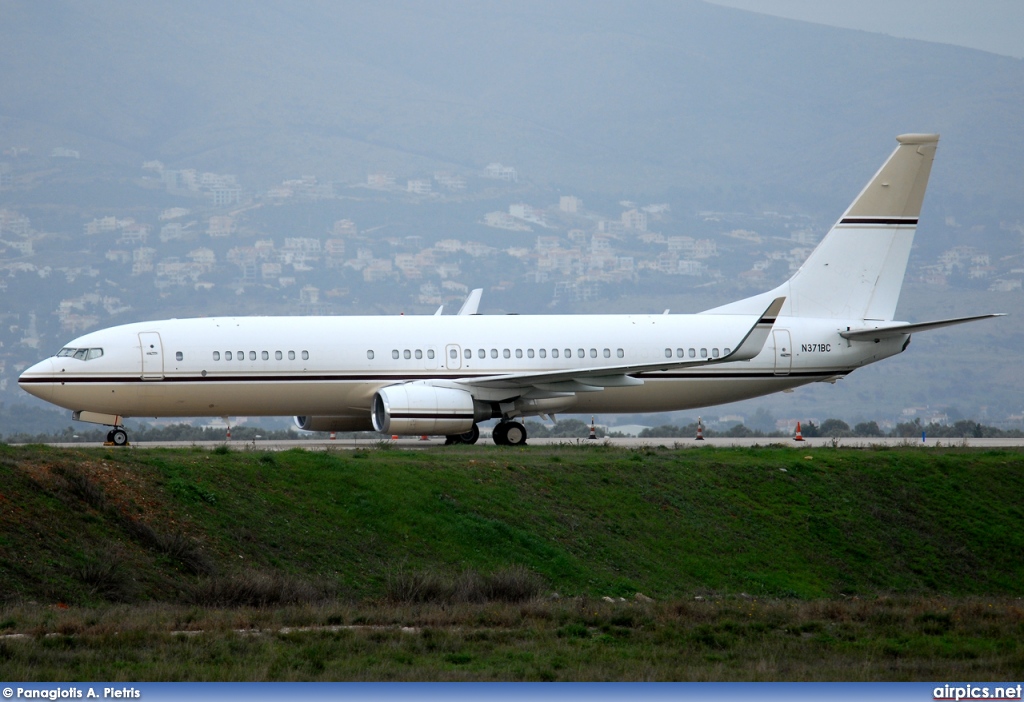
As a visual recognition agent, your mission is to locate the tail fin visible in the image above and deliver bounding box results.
[704,134,939,321]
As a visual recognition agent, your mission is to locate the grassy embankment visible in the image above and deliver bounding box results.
[0,442,1022,679]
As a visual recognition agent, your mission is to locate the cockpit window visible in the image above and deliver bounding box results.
[56,347,104,361]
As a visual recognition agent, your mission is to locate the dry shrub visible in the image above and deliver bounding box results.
[76,555,134,602]
[185,570,330,608]
[120,516,215,576]
[386,565,544,604]
[52,466,107,511]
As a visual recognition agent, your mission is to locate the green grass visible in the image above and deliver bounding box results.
[1,442,1023,679]
[1,443,1023,604]
[0,597,1021,680]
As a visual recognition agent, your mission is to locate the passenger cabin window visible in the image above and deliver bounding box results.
[176,351,184,361]
[712,348,720,358]
[276,351,283,360]
[604,349,611,358]
[515,349,523,358]
[249,351,256,361]
[528,349,535,358]
[288,351,296,360]
[302,351,309,360]
[367,350,374,360]
[564,349,571,358]
[490,349,498,359]
[665,348,672,358]
[237,350,244,361]
[539,349,546,358]
[450,349,458,359]
[213,351,221,361]
[617,349,624,358]
[590,348,597,358]
[262,351,269,360]
[404,349,411,359]
[503,349,510,358]
[392,350,400,359]
[700,348,708,358]
[427,349,435,359]
[464,349,471,359]
[552,349,559,359]
[225,351,233,360]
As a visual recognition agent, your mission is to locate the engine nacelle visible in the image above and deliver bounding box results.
[293,415,374,432]
[372,384,490,435]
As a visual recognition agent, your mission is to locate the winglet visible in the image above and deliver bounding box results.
[457,288,483,316]
[727,296,785,361]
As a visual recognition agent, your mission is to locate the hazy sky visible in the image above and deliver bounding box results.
[705,0,1024,58]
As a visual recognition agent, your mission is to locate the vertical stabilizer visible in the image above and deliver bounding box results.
[704,134,939,321]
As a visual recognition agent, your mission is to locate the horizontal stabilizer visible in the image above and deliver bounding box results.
[840,313,1005,341]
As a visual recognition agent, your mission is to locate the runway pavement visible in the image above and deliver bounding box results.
[28,436,1024,450]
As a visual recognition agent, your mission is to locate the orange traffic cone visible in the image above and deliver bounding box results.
[330,431,336,440]
[420,435,430,441]
[794,421,805,442]
[588,416,597,440]
[695,417,705,441]
[226,427,231,441]
[391,434,398,440]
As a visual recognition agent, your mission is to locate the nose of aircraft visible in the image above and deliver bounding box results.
[18,358,55,402]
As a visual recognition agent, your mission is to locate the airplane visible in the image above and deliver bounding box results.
[18,134,1002,446]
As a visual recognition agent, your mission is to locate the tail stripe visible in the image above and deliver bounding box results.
[839,217,918,226]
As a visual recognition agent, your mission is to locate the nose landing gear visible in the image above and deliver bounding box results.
[105,427,129,446]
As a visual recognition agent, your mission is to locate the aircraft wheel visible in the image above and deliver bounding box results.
[492,422,509,446]
[458,424,480,445]
[504,421,527,446]
[111,428,129,446]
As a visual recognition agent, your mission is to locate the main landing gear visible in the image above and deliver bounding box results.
[105,427,129,446]
[492,420,528,446]
[444,423,480,445]
[442,420,529,446]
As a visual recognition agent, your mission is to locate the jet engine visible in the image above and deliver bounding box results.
[293,415,374,432]
[372,384,491,435]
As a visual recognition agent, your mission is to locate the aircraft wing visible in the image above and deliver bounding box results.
[457,297,784,393]
[839,313,1005,341]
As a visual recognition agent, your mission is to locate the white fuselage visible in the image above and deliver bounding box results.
[18,313,907,427]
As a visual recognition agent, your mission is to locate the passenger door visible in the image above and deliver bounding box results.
[139,332,164,380]
[773,329,792,376]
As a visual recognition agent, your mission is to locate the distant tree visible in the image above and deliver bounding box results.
[748,407,776,433]
[639,424,695,438]
[853,420,884,437]
[892,418,923,437]
[819,418,851,437]
[800,421,820,437]
[524,419,603,439]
